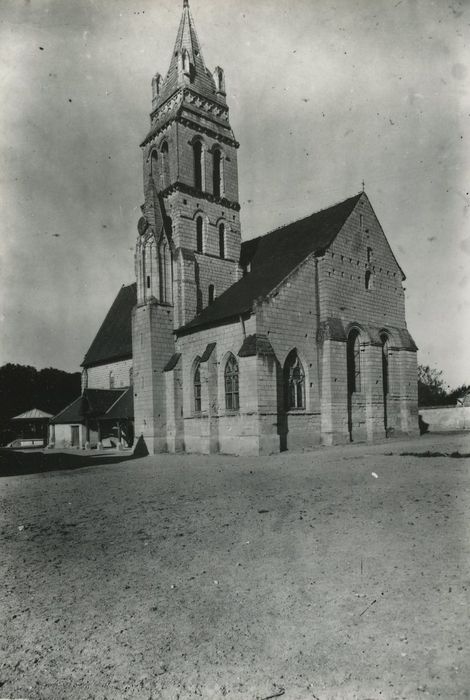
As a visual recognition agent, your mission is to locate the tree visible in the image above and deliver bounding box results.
[0,364,81,445]
[417,364,449,407]
[446,384,470,405]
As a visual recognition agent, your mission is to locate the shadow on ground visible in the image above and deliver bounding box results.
[399,450,470,458]
[0,436,148,477]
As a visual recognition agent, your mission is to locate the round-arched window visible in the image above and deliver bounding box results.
[219,223,225,259]
[193,140,203,190]
[208,284,215,305]
[196,217,203,253]
[213,148,222,198]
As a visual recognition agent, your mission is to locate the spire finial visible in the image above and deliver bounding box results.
[361,179,365,192]
[183,0,189,7]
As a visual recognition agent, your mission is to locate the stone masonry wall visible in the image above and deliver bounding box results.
[174,122,239,202]
[318,195,418,441]
[141,116,239,204]
[175,315,263,455]
[85,359,132,391]
[318,196,406,327]
[164,191,241,262]
[132,300,175,453]
[256,257,322,450]
[167,189,241,327]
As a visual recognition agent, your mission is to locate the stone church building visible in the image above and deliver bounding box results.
[51,0,418,454]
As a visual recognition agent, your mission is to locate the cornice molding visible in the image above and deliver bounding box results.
[178,115,238,148]
[141,92,238,149]
[150,87,228,122]
[160,181,241,211]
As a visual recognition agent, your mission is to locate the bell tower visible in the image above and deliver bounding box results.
[139,0,242,326]
[132,0,242,452]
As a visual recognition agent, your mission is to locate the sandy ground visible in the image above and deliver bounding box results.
[1,432,469,700]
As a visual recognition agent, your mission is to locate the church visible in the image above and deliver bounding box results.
[51,0,418,455]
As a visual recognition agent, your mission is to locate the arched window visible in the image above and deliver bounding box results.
[193,140,203,190]
[347,330,361,393]
[196,216,203,253]
[194,362,202,413]
[365,270,372,290]
[213,148,222,198]
[150,150,158,180]
[225,354,239,411]
[208,284,215,305]
[284,350,305,410]
[218,223,225,258]
[160,141,169,189]
[109,370,115,389]
[159,237,172,303]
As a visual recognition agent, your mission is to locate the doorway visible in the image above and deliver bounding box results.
[71,425,80,447]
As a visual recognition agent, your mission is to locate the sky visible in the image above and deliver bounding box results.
[0,0,469,388]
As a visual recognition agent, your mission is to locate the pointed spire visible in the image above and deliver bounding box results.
[171,0,203,69]
[154,1,223,108]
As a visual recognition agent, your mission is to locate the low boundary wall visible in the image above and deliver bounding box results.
[419,405,470,432]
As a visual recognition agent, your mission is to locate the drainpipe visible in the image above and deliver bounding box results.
[239,314,246,339]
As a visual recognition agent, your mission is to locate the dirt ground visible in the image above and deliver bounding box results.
[1,432,469,700]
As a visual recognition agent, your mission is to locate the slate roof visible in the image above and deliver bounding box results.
[318,318,417,350]
[51,396,84,424]
[238,334,276,358]
[164,353,182,372]
[85,389,125,416]
[82,284,136,368]
[104,387,134,421]
[178,193,363,335]
[200,342,216,362]
[52,389,128,424]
